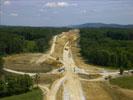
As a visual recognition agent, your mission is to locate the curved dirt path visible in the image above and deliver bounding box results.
[50,35,57,55]
[3,68,36,76]
[36,35,57,64]
[47,76,66,100]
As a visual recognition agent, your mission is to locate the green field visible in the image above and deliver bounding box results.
[110,76,133,90]
[0,88,43,100]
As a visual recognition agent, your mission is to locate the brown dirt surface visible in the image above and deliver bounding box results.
[81,81,133,100]
[51,34,68,59]
[37,73,62,85]
[51,30,79,60]
[56,85,63,100]
[119,88,133,100]
[107,84,133,100]
[78,73,102,79]
[4,53,60,73]
[81,81,113,100]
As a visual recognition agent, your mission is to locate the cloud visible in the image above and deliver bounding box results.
[45,2,69,8]
[57,2,68,7]
[71,3,78,7]
[10,13,18,17]
[3,0,11,5]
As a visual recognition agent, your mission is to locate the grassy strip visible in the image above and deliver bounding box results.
[0,88,43,100]
[101,82,132,100]
[110,76,133,90]
[78,73,101,79]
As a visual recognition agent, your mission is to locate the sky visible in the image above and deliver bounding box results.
[0,0,133,26]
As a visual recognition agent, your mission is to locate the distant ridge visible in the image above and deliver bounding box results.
[1,23,133,28]
[69,23,133,28]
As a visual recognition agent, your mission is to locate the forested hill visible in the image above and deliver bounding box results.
[70,23,133,28]
[79,28,133,69]
[0,26,69,56]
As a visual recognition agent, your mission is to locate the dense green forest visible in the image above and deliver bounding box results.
[0,74,33,97]
[0,26,69,56]
[79,28,133,69]
[0,57,4,71]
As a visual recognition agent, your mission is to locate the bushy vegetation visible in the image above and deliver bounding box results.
[0,88,42,100]
[0,75,33,97]
[0,26,69,55]
[0,57,4,71]
[110,76,133,90]
[79,28,133,69]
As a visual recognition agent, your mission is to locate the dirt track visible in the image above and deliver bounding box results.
[47,36,85,100]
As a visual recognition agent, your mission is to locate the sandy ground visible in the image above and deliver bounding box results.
[46,30,85,100]
[119,88,133,100]
[62,41,85,100]
[81,81,113,100]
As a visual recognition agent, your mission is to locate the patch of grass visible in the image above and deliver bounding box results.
[101,82,133,100]
[0,88,43,100]
[99,65,119,70]
[38,74,62,85]
[78,73,101,79]
[81,81,133,100]
[81,81,112,100]
[110,76,133,90]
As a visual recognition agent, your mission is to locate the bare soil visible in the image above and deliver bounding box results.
[56,85,63,100]
[4,53,60,73]
[38,73,62,85]
[81,81,113,100]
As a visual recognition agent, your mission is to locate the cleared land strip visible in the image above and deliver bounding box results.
[3,68,36,76]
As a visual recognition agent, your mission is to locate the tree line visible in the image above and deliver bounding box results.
[0,26,69,55]
[79,28,133,69]
[0,74,33,97]
[0,57,4,73]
